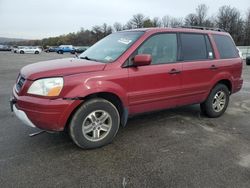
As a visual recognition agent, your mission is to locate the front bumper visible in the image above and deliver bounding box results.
[11,88,82,131]
[13,104,36,128]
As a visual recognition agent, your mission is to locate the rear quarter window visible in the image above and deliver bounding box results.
[212,34,239,59]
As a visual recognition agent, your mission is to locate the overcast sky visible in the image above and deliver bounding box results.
[0,0,249,39]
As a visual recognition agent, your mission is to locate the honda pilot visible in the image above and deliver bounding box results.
[10,27,243,149]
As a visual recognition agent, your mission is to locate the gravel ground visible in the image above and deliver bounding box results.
[0,51,250,188]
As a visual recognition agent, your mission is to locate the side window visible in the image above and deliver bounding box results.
[136,33,177,65]
[212,34,238,59]
[180,33,207,61]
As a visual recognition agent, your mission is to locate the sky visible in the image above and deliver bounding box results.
[0,0,249,39]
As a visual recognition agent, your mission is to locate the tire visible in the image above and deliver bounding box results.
[59,50,63,54]
[35,51,39,54]
[69,98,120,149]
[20,51,24,54]
[200,84,229,118]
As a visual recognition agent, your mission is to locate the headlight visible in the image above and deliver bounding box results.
[27,77,63,96]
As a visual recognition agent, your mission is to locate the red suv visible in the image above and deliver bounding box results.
[10,28,243,149]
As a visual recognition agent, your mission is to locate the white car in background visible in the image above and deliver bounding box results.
[16,46,42,54]
[237,47,243,59]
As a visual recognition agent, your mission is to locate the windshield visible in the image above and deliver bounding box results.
[79,31,144,63]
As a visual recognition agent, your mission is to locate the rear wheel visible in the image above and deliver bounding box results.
[69,98,120,149]
[200,84,229,118]
[20,50,24,54]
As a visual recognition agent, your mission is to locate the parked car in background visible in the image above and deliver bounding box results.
[56,45,74,54]
[0,45,11,51]
[246,56,250,65]
[70,46,89,54]
[237,47,243,59]
[44,46,58,53]
[12,46,19,53]
[16,46,42,54]
[11,27,243,149]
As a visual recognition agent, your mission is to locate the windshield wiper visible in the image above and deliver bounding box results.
[80,56,97,61]
[79,56,107,63]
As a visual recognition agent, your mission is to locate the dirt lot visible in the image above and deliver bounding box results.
[0,51,250,188]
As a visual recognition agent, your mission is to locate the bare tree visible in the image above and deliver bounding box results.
[170,17,183,27]
[216,5,244,44]
[113,22,123,32]
[102,23,113,35]
[185,13,198,26]
[143,19,154,27]
[125,22,133,30]
[244,9,250,45]
[196,4,208,25]
[185,4,213,27]
[162,15,171,27]
[91,23,112,42]
[152,17,162,27]
[127,13,145,28]
[91,25,103,41]
[10,5,250,47]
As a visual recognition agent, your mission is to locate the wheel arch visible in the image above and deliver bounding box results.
[210,71,233,94]
[64,91,128,132]
[215,79,232,94]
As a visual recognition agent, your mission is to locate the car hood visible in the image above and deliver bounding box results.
[21,58,106,80]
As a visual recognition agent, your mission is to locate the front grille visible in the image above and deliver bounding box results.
[16,75,25,92]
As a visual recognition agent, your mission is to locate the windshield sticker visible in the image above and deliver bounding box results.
[118,38,132,45]
[104,56,113,61]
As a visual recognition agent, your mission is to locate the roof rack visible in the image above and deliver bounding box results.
[175,26,225,32]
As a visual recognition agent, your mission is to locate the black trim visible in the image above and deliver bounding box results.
[9,97,17,112]
[176,32,182,61]
[62,97,84,100]
[204,34,215,59]
[121,107,129,127]
[176,26,225,32]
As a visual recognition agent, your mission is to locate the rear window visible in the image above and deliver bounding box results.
[180,33,208,61]
[212,34,238,59]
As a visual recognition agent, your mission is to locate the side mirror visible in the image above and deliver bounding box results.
[133,54,152,67]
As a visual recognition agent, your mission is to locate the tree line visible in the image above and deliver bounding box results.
[9,4,250,47]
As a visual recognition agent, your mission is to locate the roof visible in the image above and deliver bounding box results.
[121,27,228,35]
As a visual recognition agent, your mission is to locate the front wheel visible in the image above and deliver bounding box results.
[200,84,230,118]
[69,98,120,149]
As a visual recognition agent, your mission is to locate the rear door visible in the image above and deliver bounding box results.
[127,33,182,114]
[179,33,217,105]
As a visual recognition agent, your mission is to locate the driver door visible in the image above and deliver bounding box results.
[127,33,182,114]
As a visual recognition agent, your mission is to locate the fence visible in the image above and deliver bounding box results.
[237,46,250,59]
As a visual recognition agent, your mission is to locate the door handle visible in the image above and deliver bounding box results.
[168,69,181,74]
[209,65,218,70]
